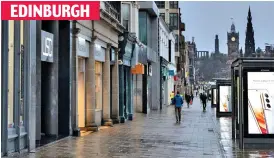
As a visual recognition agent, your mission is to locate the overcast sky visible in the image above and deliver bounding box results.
[180,1,274,54]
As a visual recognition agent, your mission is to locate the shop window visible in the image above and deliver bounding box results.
[95,61,103,109]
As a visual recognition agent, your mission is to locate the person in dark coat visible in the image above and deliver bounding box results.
[190,92,194,101]
[199,93,203,102]
[185,93,191,108]
[201,93,208,111]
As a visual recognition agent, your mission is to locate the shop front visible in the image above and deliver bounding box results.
[110,47,119,124]
[168,64,176,105]
[1,20,28,155]
[76,35,90,130]
[2,20,71,155]
[94,41,106,126]
[160,57,169,108]
[118,32,136,122]
[132,43,147,114]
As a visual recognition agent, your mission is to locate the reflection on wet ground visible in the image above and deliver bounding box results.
[7,98,274,158]
[211,109,274,158]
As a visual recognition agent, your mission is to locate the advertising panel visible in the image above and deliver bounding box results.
[219,86,231,112]
[247,72,274,134]
[213,89,217,105]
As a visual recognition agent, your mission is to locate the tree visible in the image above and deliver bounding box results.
[196,52,229,81]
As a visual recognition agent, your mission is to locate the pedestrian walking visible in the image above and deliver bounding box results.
[172,91,184,123]
[170,91,175,105]
[190,92,194,101]
[199,93,202,102]
[185,93,191,108]
[201,93,208,111]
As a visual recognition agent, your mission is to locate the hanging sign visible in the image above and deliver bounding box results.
[169,70,175,76]
[131,64,144,74]
[41,30,54,62]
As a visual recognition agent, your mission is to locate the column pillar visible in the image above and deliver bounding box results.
[85,36,98,131]
[102,43,113,126]
[47,20,59,136]
[35,21,42,140]
[25,20,37,152]
[128,70,133,120]
[14,20,21,152]
[124,69,128,119]
[111,48,120,124]
[1,20,9,155]
[119,64,125,123]
[71,21,80,136]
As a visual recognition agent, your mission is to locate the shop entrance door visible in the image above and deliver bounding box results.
[78,58,86,128]
[142,65,148,114]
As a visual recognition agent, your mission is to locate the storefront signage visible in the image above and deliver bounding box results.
[41,30,54,62]
[169,70,175,76]
[77,36,89,57]
[94,44,105,62]
[131,64,144,74]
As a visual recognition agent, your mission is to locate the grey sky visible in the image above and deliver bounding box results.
[180,1,274,54]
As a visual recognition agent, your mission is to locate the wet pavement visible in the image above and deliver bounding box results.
[8,97,274,158]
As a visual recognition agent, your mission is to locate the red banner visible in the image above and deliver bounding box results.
[1,1,100,20]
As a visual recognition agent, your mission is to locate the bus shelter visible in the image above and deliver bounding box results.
[231,61,240,140]
[231,57,274,149]
[216,79,232,117]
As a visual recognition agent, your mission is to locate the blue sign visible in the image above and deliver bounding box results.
[169,70,175,76]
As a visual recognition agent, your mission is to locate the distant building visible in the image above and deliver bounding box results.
[196,51,209,59]
[155,1,180,61]
[187,37,197,86]
[227,22,239,59]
